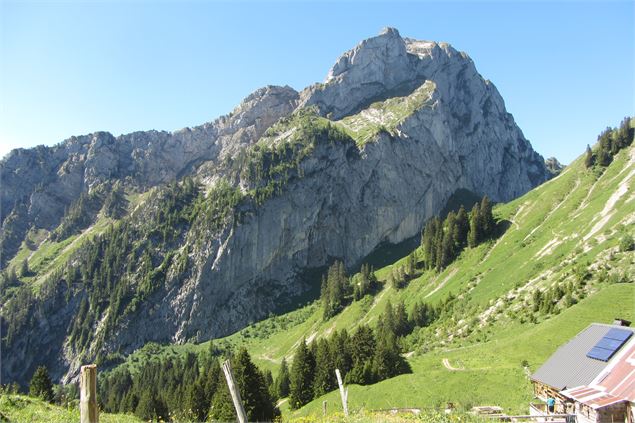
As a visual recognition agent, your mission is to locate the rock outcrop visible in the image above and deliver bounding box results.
[0,28,550,385]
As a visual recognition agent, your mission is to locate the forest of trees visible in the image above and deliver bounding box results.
[421,196,496,272]
[286,294,459,409]
[98,344,279,422]
[585,117,633,168]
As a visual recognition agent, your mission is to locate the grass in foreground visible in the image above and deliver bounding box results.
[0,394,141,423]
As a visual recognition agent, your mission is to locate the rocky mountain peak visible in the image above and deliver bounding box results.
[325,26,408,84]
[299,28,477,120]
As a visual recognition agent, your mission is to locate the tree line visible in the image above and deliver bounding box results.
[585,117,633,168]
[421,196,496,272]
[98,343,279,422]
[287,293,460,410]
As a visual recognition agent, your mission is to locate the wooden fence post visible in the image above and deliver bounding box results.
[335,368,349,417]
[323,400,327,416]
[221,359,248,423]
[80,364,98,423]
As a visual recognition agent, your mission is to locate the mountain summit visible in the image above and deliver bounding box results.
[0,29,550,385]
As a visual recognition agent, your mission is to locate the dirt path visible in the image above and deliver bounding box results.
[425,269,457,299]
[583,164,634,241]
[442,358,464,371]
[524,178,580,242]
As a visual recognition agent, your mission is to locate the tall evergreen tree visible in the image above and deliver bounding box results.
[393,301,410,337]
[585,144,594,168]
[332,329,353,377]
[313,339,336,398]
[274,358,291,399]
[347,325,376,385]
[479,196,495,239]
[453,205,469,248]
[468,202,481,248]
[289,338,315,409]
[422,218,440,269]
[210,377,236,422]
[29,366,54,402]
[233,348,278,422]
[186,380,208,422]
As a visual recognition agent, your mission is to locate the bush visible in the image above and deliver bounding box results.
[619,234,634,252]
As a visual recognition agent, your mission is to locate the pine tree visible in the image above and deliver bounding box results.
[479,196,495,239]
[347,325,376,385]
[186,380,208,422]
[313,339,336,398]
[393,301,410,337]
[332,329,353,377]
[289,338,315,409]
[135,390,168,422]
[468,203,481,247]
[29,366,54,402]
[422,218,440,269]
[454,205,469,248]
[274,358,291,398]
[585,144,594,168]
[20,259,30,277]
[406,251,416,278]
[210,378,236,421]
[233,348,278,422]
[597,148,612,167]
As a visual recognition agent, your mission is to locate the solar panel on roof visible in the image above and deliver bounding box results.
[586,328,633,362]
[587,346,614,362]
[605,328,632,342]
[596,337,625,350]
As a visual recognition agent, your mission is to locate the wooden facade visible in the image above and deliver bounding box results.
[532,380,570,413]
[531,380,630,423]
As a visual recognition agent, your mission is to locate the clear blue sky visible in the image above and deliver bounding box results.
[1,1,633,164]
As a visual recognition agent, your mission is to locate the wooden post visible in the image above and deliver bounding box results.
[221,360,247,423]
[335,368,349,417]
[80,364,98,423]
[323,400,327,416]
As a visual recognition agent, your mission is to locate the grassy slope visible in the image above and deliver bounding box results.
[0,394,141,423]
[290,283,634,418]
[5,190,151,290]
[109,143,634,418]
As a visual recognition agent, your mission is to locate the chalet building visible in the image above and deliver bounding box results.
[530,322,635,423]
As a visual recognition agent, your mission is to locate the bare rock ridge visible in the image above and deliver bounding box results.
[0,85,299,265]
[0,28,550,385]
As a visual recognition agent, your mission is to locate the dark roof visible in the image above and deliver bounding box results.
[531,323,635,391]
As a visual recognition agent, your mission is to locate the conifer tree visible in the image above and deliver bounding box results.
[29,366,54,402]
[332,329,353,377]
[479,196,495,239]
[233,348,278,422]
[454,205,469,248]
[20,259,30,277]
[313,339,336,398]
[347,325,376,385]
[289,338,315,409]
[393,301,410,337]
[210,377,236,421]
[407,251,416,277]
[186,380,208,422]
[275,358,291,398]
[422,218,440,269]
[468,202,481,247]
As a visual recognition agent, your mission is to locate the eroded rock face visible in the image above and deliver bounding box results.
[1,29,550,385]
[0,85,299,266]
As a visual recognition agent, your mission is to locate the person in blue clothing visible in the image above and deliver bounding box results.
[547,397,556,413]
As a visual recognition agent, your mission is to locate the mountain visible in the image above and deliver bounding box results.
[103,129,633,418]
[0,28,549,386]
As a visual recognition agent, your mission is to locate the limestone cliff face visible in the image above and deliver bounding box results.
[0,86,299,266]
[1,29,550,385]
